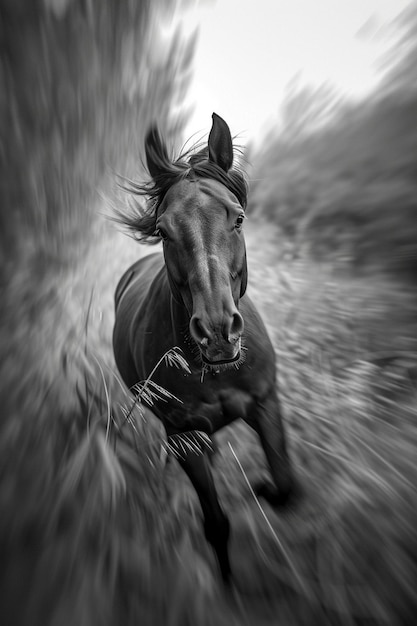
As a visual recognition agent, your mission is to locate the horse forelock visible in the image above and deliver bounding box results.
[117,143,247,244]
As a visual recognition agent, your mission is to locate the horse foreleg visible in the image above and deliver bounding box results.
[246,388,294,507]
[177,449,231,582]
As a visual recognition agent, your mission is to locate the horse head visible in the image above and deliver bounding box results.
[145,114,248,369]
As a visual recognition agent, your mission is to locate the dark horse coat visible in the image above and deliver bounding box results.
[113,113,294,581]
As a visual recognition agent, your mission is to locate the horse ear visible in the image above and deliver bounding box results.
[208,113,233,172]
[144,126,170,180]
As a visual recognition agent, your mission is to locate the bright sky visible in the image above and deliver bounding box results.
[179,0,411,143]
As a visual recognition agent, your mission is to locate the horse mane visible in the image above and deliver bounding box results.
[117,144,248,244]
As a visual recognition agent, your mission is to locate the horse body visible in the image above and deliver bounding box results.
[114,251,276,435]
[113,114,294,582]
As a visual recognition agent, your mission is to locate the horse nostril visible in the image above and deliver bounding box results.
[190,315,211,345]
[227,311,244,343]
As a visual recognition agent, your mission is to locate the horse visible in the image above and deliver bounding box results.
[113,113,294,582]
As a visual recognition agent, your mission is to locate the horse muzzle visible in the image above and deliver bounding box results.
[189,305,244,369]
[199,336,242,368]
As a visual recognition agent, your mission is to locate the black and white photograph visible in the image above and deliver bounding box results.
[1,1,416,624]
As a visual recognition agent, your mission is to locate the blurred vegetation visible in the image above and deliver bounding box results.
[0,0,195,413]
[0,0,194,270]
[247,2,417,280]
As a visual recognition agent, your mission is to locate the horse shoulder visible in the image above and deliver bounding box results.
[113,252,166,385]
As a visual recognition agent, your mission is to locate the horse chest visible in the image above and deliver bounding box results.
[200,385,253,426]
[152,368,255,434]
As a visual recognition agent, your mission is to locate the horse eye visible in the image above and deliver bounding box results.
[235,214,245,230]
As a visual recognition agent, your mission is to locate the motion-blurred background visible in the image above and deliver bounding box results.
[1,1,417,624]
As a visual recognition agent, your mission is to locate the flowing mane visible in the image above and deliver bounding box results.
[117,142,248,244]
